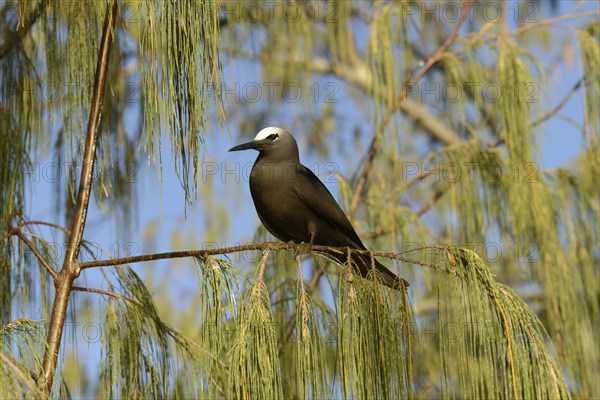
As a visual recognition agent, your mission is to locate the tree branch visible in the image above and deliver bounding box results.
[409,187,450,222]
[348,1,473,214]
[77,241,452,277]
[38,0,118,392]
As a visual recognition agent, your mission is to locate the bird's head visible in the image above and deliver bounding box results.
[229,127,299,162]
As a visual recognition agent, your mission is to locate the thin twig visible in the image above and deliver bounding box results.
[532,78,583,127]
[364,226,395,240]
[310,267,326,288]
[365,187,449,239]
[13,229,57,279]
[450,9,600,59]
[506,9,599,37]
[72,286,136,304]
[19,220,71,235]
[349,134,379,215]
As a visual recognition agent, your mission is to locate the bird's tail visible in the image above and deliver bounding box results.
[329,252,409,291]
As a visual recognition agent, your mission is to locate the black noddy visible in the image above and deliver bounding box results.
[229,127,409,290]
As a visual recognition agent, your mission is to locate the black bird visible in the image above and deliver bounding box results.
[229,127,409,290]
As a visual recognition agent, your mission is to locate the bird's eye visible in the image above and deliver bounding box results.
[267,133,279,141]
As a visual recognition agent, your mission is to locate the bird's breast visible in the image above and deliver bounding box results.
[250,161,301,189]
[249,162,309,242]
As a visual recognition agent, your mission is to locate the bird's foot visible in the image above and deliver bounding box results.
[291,240,312,257]
[288,240,300,258]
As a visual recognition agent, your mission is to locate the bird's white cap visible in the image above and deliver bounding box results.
[254,127,286,140]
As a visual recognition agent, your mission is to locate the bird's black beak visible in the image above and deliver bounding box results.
[229,139,267,152]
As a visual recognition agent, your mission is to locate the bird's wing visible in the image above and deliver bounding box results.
[293,165,366,249]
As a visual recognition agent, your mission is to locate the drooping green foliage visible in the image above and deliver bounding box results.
[434,247,569,399]
[578,29,600,142]
[0,319,46,399]
[140,0,224,200]
[335,269,412,398]
[100,267,173,398]
[227,249,283,399]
